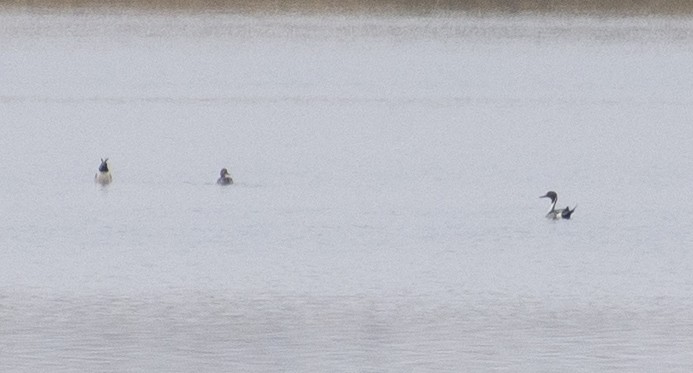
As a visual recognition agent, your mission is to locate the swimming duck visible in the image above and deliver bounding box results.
[95,158,112,186]
[540,191,576,220]
[217,168,233,185]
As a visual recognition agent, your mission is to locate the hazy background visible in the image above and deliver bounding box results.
[1,5,692,372]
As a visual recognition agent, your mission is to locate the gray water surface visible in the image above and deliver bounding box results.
[1,11,693,372]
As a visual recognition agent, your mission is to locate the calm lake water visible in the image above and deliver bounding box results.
[1,9,693,372]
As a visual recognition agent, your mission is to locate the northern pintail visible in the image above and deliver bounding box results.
[95,158,112,186]
[540,191,576,220]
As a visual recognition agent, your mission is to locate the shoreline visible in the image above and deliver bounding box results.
[2,0,693,16]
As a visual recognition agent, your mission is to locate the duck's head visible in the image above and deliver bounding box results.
[540,191,557,204]
[220,168,230,177]
[98,158,109,173]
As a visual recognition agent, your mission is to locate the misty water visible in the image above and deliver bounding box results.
[1,9,693,371]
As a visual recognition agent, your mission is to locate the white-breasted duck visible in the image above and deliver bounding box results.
[217,168,233,185]
[95,158,112,186]
[540,191,576,220]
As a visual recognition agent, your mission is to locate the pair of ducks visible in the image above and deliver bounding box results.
[540,191,577,220]
[94,159,234,186]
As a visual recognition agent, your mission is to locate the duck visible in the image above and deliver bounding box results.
[94,158,112,186]
[540,191,576,220]
[217,168,233,185]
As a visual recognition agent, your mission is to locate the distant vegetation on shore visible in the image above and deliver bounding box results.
[3,0,692,15]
